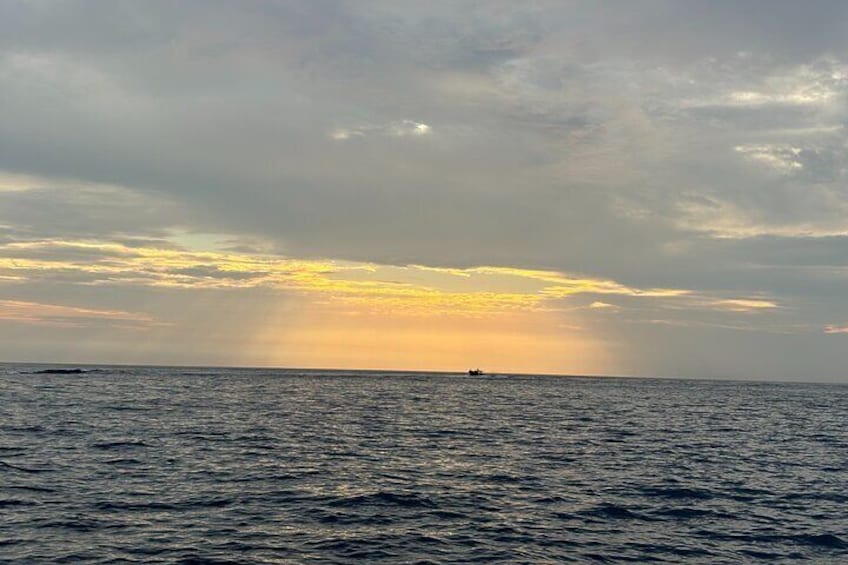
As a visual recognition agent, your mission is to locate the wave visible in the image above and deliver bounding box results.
[91,440,152,450]
[579,503,649,521]
[0,460,50,474]
[650,507,716,519]
[3,485,56,493]
[3,366,848,563]
[638,485,715,500]
[327,491,437,509]
[795,533,848,549]
[0,499,36,508]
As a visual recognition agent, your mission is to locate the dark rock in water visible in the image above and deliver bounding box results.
[33,368,87,374]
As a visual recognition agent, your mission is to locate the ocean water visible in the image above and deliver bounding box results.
[2,365,847,563]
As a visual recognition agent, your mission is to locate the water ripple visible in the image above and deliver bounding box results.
[1,365,847,562]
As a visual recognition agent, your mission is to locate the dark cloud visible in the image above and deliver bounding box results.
[2,1,848,378]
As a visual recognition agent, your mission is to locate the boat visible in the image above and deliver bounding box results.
[467,368,484,376]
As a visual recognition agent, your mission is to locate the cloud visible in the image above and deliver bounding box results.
[734,144,805,173]
[589,301,618,310]
[389,120,431,137]
[0,236,799,332]
[0,238,691,315]
[2,1,848,377]
[710,298,780,312]
[330,119,431,141]
[0,299,156,328]
[330,129,365,141]
[3,2,847,280]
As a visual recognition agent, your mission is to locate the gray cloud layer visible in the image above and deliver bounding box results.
[2,1,848,378]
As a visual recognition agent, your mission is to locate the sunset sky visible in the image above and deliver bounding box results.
[2,1,848,380]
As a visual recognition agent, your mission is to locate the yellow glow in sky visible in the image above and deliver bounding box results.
[0,236,781,373]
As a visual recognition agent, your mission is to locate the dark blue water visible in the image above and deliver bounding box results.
[2,365,847,563]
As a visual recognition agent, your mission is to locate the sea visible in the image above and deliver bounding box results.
[2,364,847,563]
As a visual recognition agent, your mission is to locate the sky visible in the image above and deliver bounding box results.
[2,1,848,380]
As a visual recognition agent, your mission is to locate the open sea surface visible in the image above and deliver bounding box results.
[2,364,847,563]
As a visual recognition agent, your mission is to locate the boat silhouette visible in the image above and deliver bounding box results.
[467,368,484,376]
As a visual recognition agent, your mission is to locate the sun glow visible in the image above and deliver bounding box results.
[0,236,785,372]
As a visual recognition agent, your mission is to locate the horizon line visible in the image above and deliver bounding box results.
[2,359,843,385]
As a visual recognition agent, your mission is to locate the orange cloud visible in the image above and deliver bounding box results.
[0,299,156,328]
[0,239,698,317]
